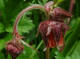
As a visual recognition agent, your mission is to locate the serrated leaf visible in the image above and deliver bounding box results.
[6,17,35,34]
[0,34,12,50]
[55,51,64,59]
[18,17,35,34]
[0,0,5,9]
[17,46,39,59]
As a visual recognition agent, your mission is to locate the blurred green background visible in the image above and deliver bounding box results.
[0,0,80,59]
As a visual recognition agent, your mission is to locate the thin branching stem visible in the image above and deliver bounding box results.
[20,40,38,52]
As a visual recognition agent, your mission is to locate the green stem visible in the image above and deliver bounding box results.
[29,40,43,59]
[20,40,37,52]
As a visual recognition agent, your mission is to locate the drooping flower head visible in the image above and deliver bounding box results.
[6,34,24,59]
[38,7,72,51]
[50,7,72,22]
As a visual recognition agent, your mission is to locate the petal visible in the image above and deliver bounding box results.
[47,32,56,48]
[57,32,64,51]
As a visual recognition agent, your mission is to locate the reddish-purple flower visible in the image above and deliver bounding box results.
[38,7,72,51]
[6,33,24,59]
[50,7,72,22]
[6,39,24,59]
[38,20,68,51]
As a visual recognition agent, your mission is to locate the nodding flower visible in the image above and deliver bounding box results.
[38,7,72,51]
[38,20,69,51]
[6,39,24,59]
[50,7,72,22]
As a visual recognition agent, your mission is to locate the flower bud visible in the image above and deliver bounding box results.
[6,39,24,59]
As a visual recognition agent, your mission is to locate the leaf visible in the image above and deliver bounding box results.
[0,22,5,33]
[0,52,5,59]
[18,17,35,34]
[0,34,12,50]
[42,0,48,4]
[62,18,80,56]
[17,46,39,59]
[65,41,80,59]
[0,0,5,9]
[55,51,64,59]
[6,17,35,34]
[1,0,30,23]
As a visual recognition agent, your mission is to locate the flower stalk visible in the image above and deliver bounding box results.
[13,4,49,36]
[46,48,50,59]
[68,0,75,24]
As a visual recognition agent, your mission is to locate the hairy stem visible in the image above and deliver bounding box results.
[12,56,16,59]
[20,40,38,52]
[69,0,75,13]
[13,4,49,36]
[46,48,50,59]
[68,0,75,24]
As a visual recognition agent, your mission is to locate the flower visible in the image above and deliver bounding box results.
[38,20,69,51]
[50,7,72,22]
[6,33,24,59]
[38,7,72,51]
[6,39,24,59]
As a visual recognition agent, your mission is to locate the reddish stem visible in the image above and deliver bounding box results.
[69,0,75,13]
[46,48,50,59]
[68,0,75,24]
[13,4,49,36]
[12,56,16,59]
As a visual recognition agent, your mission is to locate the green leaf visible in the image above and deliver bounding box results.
[0,52,5,59]
[6,17,35,34]
[0,34,12,50]
[18,17,35,34]
[0,22,5,33]
[0,0,5,9]
[62,18,80,56]
[55,51,64,59]
[65,41,80,59]
[42,0,48,4]
[17,46,39,59]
